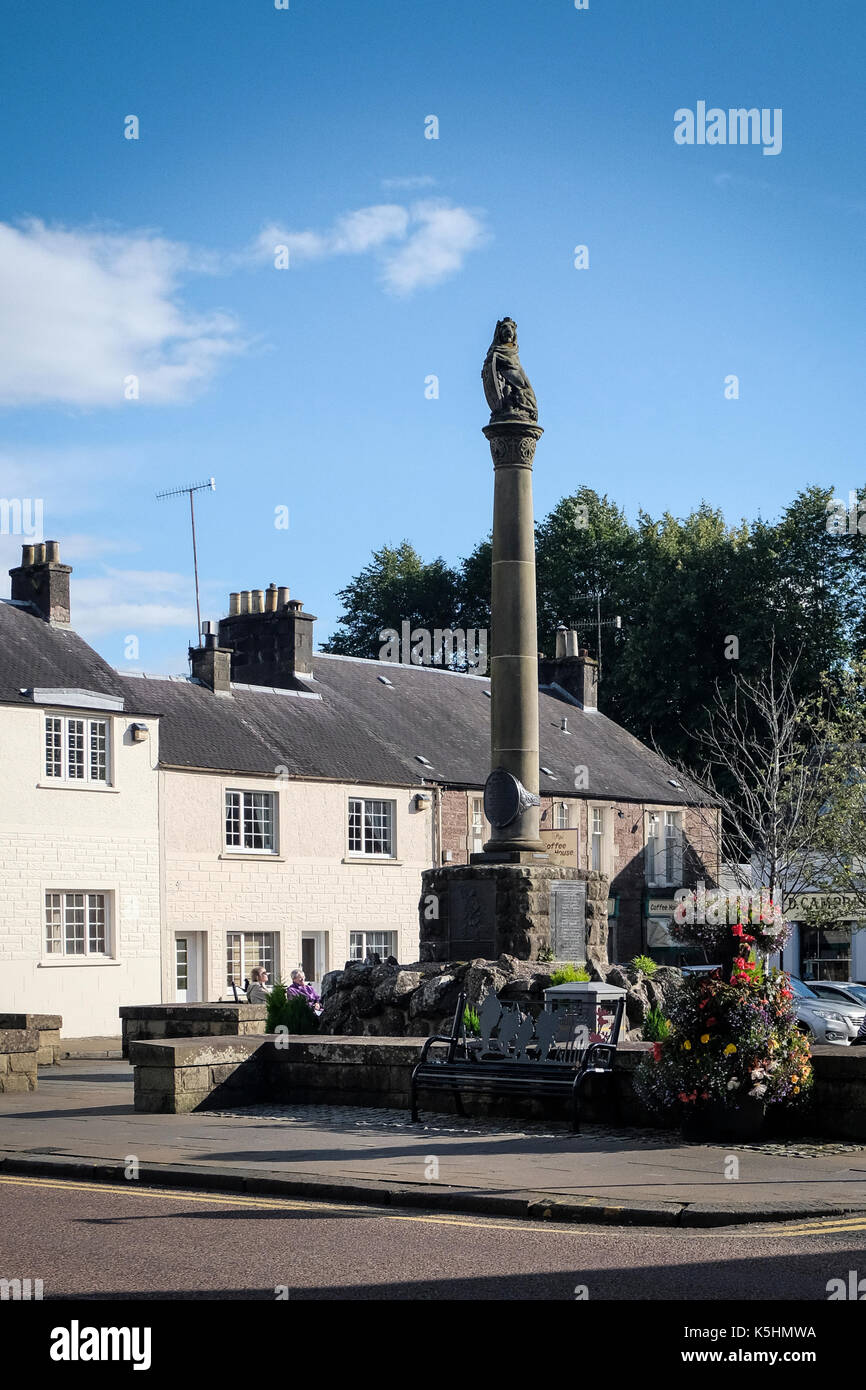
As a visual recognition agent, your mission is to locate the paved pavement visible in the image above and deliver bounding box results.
[3,1061,866,1226]
[2,1169,865,1303]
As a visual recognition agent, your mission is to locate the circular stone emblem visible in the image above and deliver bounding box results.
[483,766,539,828]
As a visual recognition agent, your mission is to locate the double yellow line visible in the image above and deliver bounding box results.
[5,1174,866,1239]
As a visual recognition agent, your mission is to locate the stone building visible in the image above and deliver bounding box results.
[0,547,720,1035]
[0,545,161,1036]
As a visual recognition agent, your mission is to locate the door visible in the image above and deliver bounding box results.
[175,932,204,1002]
[301,932,328,988]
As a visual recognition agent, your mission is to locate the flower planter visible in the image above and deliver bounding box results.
[681,1098,767,1142]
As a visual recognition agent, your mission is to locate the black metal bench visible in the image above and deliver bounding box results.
[410,990,624,1132]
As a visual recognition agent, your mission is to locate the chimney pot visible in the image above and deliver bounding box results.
[252,589,265,614]
[265,583,279,612]
[240,590,251,614]
[229,592,240,616]
[10,538,71,623]
[277,586,290,608]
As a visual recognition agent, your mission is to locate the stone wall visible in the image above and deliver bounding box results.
[119,1003,268,1058]
[318,954,682,1041]
[0,1028,38,1094]
[0,1014,62,1066]
[419,864,609,964]
[128,1034,866,1137]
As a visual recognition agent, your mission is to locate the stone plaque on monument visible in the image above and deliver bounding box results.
[449,880,496,959]
[550,879,586,960]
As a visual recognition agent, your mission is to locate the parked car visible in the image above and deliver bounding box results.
[804,980,866,1010]
[789,976,866,1045]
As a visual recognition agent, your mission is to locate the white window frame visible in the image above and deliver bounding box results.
[225,789,277,854]
[590,805,608,873]
[470,795,485,854]
[645,812,660,884]
[226,930,278,988]
[664,809,684,886]
[44,891,111,958]
[554,801,570,830]
[44,714,110,785]
[645,808,683,887]
[348,797,396,859]
[349,929,398,962]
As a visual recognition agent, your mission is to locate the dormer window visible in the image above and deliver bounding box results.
[44,715,109,784]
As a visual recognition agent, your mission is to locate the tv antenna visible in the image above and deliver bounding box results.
[155,477,216,642]
[568,593,622,679]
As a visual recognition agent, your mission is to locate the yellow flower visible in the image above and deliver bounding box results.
[724,1043,737,1055]
[700,1033,710,1044]
[791,1074,799,1083]
[793,1086,800,1094]
[683,1040,692,1051]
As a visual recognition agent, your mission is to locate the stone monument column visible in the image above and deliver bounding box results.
[419,317,608,968]
[479,319,545,856]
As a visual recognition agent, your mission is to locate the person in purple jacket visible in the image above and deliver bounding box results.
[288,969,323,1016]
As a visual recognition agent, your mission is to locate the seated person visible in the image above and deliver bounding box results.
[247,966,272,1004]
[287,968,323,1016]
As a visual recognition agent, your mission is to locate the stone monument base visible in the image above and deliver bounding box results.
[419,863,609,967]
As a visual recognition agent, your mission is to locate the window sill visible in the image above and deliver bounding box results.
[36,782,118,793]
[38,958,121,967]
[342,856,402,866]
[219,852,284,862]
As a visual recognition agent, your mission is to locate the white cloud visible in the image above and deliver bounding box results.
[381,176,437,191]
[380,202,488,295]
[250,199,487,295]
[0,220,246,408]
[71,568,195,637]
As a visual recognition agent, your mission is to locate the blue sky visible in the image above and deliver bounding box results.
[1,0,864,672]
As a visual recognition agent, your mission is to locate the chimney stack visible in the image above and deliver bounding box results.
[189,629,233,695]
[539,629,598,710]
[217,583,317,687]
[9,541,72,625]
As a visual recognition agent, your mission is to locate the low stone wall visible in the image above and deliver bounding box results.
[129,1035,866,1137]
[0,1028,39,1094]
[129,1036,421,1114]
[0,1014,62,1067]
[119,1004,268,1058]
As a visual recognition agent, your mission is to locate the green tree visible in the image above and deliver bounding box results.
[322,542,461,659]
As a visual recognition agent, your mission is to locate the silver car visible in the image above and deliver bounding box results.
[790,976,866,1045]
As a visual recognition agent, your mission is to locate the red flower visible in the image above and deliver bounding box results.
[653,1042,662,1062]
[731,923,744,937]
[706,1017,717,1026]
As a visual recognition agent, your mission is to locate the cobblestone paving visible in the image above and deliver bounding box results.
[203,1102,866,1156]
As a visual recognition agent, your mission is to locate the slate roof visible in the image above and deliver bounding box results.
[0,599,702,803]
[0,601,128,708]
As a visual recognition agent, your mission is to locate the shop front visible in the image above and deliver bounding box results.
[643,893,711,969]
[783,893,866,983]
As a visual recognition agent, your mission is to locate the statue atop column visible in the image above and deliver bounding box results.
[482,318,538,424]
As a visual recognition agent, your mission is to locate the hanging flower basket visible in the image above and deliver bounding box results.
[636,946,812,1138]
